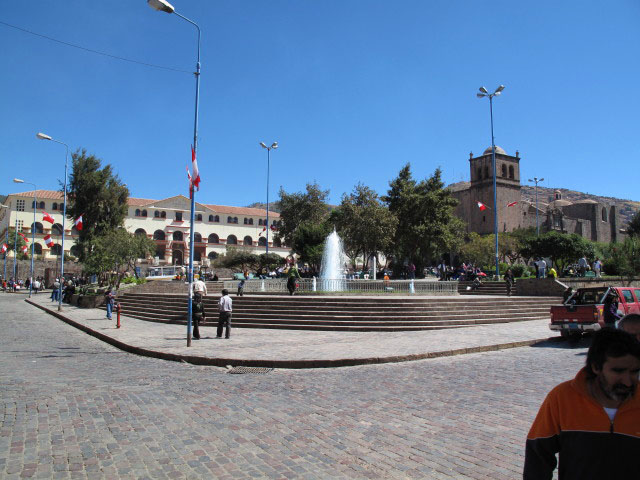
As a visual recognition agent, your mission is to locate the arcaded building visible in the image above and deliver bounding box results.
[450,147,621,243]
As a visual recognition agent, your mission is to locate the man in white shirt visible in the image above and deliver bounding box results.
[537,259,547,278]
[192,278,207,298]
[217,289,232,339]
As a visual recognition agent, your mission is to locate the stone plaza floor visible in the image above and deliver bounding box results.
[0,292,580,479]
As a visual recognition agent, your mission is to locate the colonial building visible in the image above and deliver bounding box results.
[450,147,622,243]
[0,190,286,265]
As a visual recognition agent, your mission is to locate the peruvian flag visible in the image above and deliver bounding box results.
[270,224,278,231]
[21,245,28,254]
[507,201,518,207]
[186,167,194,199]
[1,243,7,254]
[477,202,487,211]
[18,232,29,243]
[74,215,83,231]
[259,226,267,236]
[42,211,55,224]
[191,145,200,190]
[44,234,54,248]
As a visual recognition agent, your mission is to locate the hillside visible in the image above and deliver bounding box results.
[447,182,639,227]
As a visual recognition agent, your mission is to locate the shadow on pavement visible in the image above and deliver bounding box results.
[531,337,591,350]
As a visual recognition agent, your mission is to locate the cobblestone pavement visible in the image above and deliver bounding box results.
[0,294,582,479]
[25,294,557,367]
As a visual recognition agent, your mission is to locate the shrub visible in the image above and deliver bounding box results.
[510,264,528,277]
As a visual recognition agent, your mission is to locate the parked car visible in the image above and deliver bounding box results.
[549,286,640,338]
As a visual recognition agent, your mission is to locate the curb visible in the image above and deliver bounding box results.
[26,299,558,369]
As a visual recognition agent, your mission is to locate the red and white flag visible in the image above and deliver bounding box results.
[186,167,194,199]
[191,145,200,191]
[44,235,54,248]
[74,215,83,231]
[259,226,267,236]
[21,245,28,254]
[42,211,55,224]
[507,201,518,207]
[477,202,487,211]
[1,243,7,254]
[18,232,29,243]
[270,224,278,231]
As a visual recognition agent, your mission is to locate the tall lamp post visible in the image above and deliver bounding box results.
[148,0,202,347]
[528,177,544,236]
[1,205,8,282]
[477,85,505,279]
[13,179,37,297]
[37,132,69,311]
[259,142,278,257]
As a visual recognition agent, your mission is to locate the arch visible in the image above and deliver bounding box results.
[153,230,165,240]
[51,244,62,256]
[34,243,43,255]
[196,214,202,222]
[272,219,278,226]
[52,223,63,235]
[155,245,165,260]
[134,228,147,236]
[234,217,238,224]
[226,235,237,245]
[602,207,608,222]
[39,201,45,209]
[71,226,80,236]
[135,209,141,216]
[172,250,183,265]
[214,215,220,222]
[243,236,253,246]
[31,222,43,234]
[172,231,184,241]
[209,214,214,222]
[227,216,233,223]
[273,237,282,248]
[258,237,267,247]
[501,164,507,177]
[248,218,253,225]
[509,165,514,179]
[194,233,202,243]
[208,233,219,244]
[141,210,147,217]
[69,244,81,257]
[52,202,58,211]
[154,211,160,218]
[258,219,263,226]
[208,251,218,260]
[194,251,202,261]
[160,211,166,218]
[244,218,249,225]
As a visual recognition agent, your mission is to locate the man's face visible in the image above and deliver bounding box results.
[593,354,640,403]
[622,323,640,343]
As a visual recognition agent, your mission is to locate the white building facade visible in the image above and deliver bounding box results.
[1,190,287,266]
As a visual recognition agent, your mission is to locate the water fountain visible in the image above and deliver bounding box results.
[319,230,348,291]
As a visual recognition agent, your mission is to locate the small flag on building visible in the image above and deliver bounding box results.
[18,232,29,243]
[507,201,518,207]
[259,226,267,236]
[1,243,7,254]
[74,215,83,231]
[42,211,55,224]
[477,202,487,211]
[44,234,54,248]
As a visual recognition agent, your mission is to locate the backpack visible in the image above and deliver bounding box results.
[193,301,205,323]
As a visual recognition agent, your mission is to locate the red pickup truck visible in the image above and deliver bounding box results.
[549,286,640,338]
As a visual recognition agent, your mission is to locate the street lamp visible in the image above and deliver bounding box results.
[36,132,69,311]
[477,85,505,279]
[13,179,37,297]
[259,142,278,257]
[528,177,544,236]
[148,0,202,347]
[1,205,8,283]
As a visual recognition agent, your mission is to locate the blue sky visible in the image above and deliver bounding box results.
[1,0,639,206]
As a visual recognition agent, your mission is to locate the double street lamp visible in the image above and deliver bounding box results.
[528,177,544,236]
[259,142,278,256]
[37,132,69,311]
[477,85,505,279]
[148,0,202,347]
[13,178,37,297]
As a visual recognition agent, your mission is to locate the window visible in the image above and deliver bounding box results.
[52,224,63,235]
[51,244,62,256]
[602,208,608,222]
[153,230,165,240]
[482,215,486,223]
[34,243,43,255]
[258,219,263,226]
[39,201,45,209]
[141,210,147,217]
[16,220,24,230]
[509,165,514,179]
[621,290,634,304]
[208,233,219,244]
[155,245,165,260]
[194,233,202,243]
[209,214,214,222]
[248,218,253,225]
[258,237,267,247]
[272,220,278,226]
[501,164,507,177]
[227,216,233,223]
[70,244,81,257]
[161,211,166,219]
[234,217,238,224]
[226,235,237,245]
[154,211,160,218]
[16,199,25,212]
[196,214,202,222]
[173,231,183,241]
[175,212,183,221]
[634,290,640,303]
[135,228,147,236]
[135,209,141,216]
[243,236,253,246]
[52,202,58,211]
[273,237,282,248]
[71,226,80,236]
[31,222,43,234]
[244,218,249,225]
[208,251,218,260]
[194,251,202,261]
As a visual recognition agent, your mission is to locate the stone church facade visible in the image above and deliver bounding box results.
[450,147,621,243]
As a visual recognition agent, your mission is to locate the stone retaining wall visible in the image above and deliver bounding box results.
[516,277,640,296]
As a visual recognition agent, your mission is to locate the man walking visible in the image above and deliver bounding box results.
[191,277,207,340]
[524,329,640,479]
[217,289,232,339]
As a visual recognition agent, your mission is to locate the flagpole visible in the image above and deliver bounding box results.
[13,217,18,281]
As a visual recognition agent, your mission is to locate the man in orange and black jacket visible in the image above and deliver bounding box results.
[524,329,640,479]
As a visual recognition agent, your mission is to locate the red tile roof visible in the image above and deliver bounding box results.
[11,190,63,200]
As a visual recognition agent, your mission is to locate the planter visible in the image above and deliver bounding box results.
[77,295,105,309]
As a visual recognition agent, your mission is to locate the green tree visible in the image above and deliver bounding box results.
[219,248,261,272]
[458,233,494,267]
[258,253,286,271]
[626,211,640,237]
[291,221,331,273]
[383,165,464,274]
[66,149,129,262]
[331,184,397,268]
[525,231,595,272]
[277,182,330,248]
[6,230,29,260]
[82,228,156,285]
